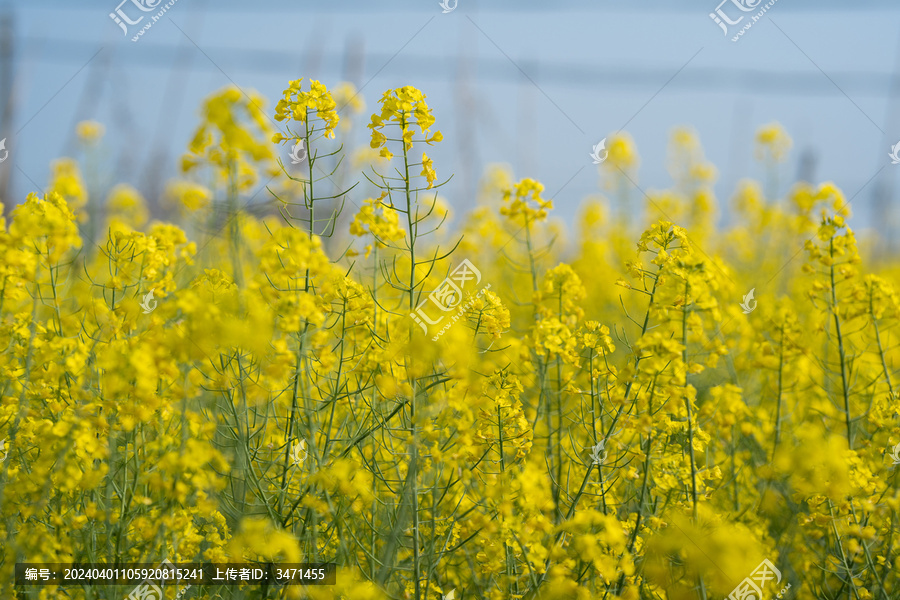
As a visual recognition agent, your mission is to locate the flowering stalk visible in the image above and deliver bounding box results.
[828,238,853,448]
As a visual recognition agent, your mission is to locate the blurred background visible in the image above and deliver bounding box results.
[1,0,900,249]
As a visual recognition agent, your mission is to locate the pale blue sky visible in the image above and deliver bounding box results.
[2,0,900,240]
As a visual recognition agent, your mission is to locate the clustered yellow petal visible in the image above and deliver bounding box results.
[3,77,900,600]
[500,177,553,224]
[368,86,443,163]
[273,78,340,141]
[181,85,276,193]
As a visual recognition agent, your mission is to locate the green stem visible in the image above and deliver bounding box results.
[401,112,422,600]
[683,278,698,520]
[829,239,852,448]
[773,324,785,459]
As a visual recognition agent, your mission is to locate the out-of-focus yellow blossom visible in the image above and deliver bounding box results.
[227,517,302,562]
[604,131,639,171]
[106,183,149,230]
[756,121,793,163]
[333,81,365,114]
[468,289,510,339]
[182,85,276,192]
[331,81,365,134]
[75,120,105,143]
[47,158,87,218]
[3,78,900,600]
[535,263,587,321]
[475,371,532,460]
[500,177,553,224]
[350,145,390,171]
[349,193,406,257]
[166,179,213,213]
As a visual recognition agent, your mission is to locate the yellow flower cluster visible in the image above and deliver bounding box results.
[181,85,276,192]
[756,121,793,163]
[349,192,406,257]
[500,177,553,225]
[368,86,443,173]
[3,87,900,600]
[273,78,340,141]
